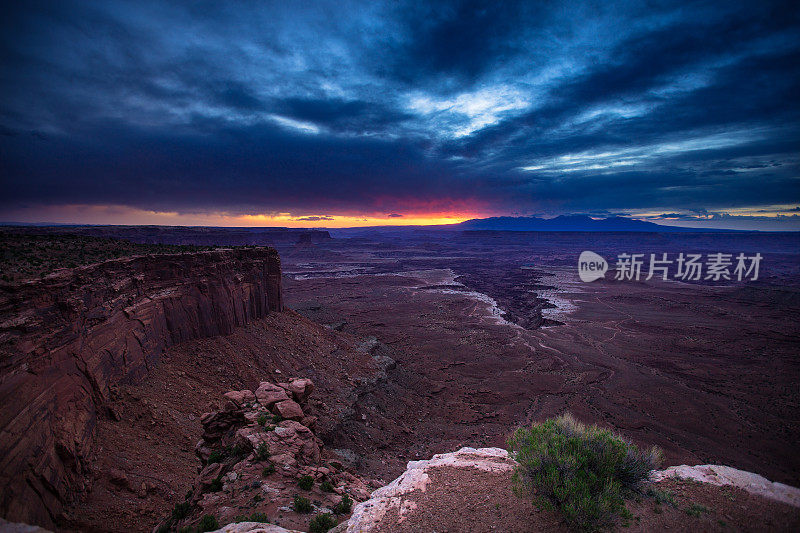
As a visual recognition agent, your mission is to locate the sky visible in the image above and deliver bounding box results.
[1,0,799,229]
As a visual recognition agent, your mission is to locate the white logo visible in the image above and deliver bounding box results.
[578,251,608,282]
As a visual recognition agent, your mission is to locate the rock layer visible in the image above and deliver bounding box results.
[651,464,800,508]
[345,447,514,532]
[0,248,282,528]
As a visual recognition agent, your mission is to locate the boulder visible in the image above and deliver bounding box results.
[272,399,304,421]
[255,382,290,407]
[208,522,298,533]
[223,390,255,408]
[287,378,314,403]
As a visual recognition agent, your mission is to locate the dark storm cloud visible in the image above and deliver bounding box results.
[0,0,798,219]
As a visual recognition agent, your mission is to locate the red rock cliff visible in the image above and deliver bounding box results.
[0,248,282,528]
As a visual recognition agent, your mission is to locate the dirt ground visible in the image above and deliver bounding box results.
[378,466,800,532]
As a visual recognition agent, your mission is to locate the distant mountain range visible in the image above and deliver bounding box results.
[457,215,731,232]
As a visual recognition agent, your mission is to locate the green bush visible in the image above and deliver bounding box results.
[263,462,276,476]
[172,501,191,520]
[686,503,709,517]
[332,493,352,515]
[257,412,269,426]
[256,442,271,461]
[507,413,662,531]
[248,512,270,523]
[298,475,315,490]
[320,480,335,493]
[208,476,223,492]
[206,449,225,464]
[308,513,337,533]
[293,495,313,513]
[198,514,220,532]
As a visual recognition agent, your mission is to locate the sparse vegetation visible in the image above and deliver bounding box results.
[0,230,217,283]
[293,495,313,513]
[508,413,662,531]
[332,493,352,515]
[298,475,315,490]
[206,443,248,465]
[231,443,249,458]
[206,450,224,465]
[263,462,276,476]
[256,412,269,426]
[172,501,191,520]
[647,487,677,508]
[208,476,223,492]
[272,414,283,424]
[320,480,335,493]
[686,502,709,517]
[232,512,270,524]
[249,512,269,523]
[197,514,220,532]
[256,442,271,461]
[308,513,337,533]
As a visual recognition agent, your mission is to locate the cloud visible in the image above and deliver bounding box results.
[388,213,403,218]
[294,216,335,221]
[0,0,798,227]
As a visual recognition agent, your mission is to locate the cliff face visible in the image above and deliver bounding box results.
[0,248,282,528]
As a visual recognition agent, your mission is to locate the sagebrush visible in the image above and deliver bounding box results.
[508,413,662,531]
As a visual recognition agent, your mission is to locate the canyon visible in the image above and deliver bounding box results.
[0,249,281,527]
[0,227,799,532]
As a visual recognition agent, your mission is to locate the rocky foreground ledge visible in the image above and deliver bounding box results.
[194,446,800,532]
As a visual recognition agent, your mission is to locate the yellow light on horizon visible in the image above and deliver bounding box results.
[0,203,480,228]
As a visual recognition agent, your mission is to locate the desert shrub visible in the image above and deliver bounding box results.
[206,449,225,464]
[320,480,335,493]
[263,462,276,476]
[230,443,249,459]
[308,513,337,533]
[256,442,271,461]
[172,501,191,520]
[249,512,269,523]
[293,495,313,513]
[208,476,223,492]
[686,503,709,517]
[272,414,283,424]
[298,475,315,490]
[507,413,662,531]
[646,487,677,507]
[256,412,269,426]
[197,514,220,532]
[332,493,352,515]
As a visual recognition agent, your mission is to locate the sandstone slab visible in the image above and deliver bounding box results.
[272,400,304,421]
[255,382,290,407]
[651,464,800,507]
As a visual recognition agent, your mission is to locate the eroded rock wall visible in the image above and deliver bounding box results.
[0,249,282,528]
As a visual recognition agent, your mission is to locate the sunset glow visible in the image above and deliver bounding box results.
[0,204,480,228]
